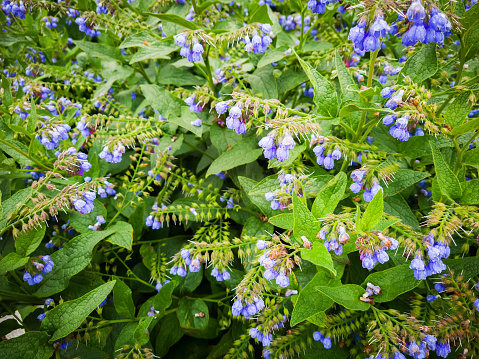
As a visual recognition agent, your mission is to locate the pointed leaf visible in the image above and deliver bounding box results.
[312,172,346,219]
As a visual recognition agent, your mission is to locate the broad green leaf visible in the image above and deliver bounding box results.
[155,313,184,357]
[443,256,479,279]
[268,144,306,168]
[34,230,115,297]
[0,188,30,229]
[444,92,473,127]
[290,270,339,326]
[463,148,479,166]
[157,64,205,86]
[383,169,429,196]
[168,106,204,137]
[1,74,13,109]
[210,122,240,153]
[0,34,34,47]
[371,218,400,231]
[244,66,278,99]
[257,47,288,68]
[302,41,334,52]
[119,31,158,48]
[0,331,54,359]
[15,225,46,256]
[27,101,38,134]
[458,179,479,204]
[154,280,176,314]
[316,284,370,311]
[451,117,479,135]
[358,190,383,232]
[69,200,107,233]
[246,175,283,217]
[384,195,419,229]
[129,201,145,240]
[277,68,308,94]
[147,13,201,30]
[429,140,462,200]
[113,278,135,318]
[41,281,116,342]
[311,172,346,219]
[140,84,181,118]
[338,101,386,117]
[129,43,176,64]
[115,322,137,351]
[268,213,294,229]
[363,265,420,302]
[398,43,437,84]
[177,297,209,331]
[107,221,134,250]
[0,252,29,275]
[206,136,263,176]
[294,51,338,118]
[74,40,123,61]
[0,139,35,166]
[301,244,336,276]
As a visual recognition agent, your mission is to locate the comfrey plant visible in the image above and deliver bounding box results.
[1,0,479,358]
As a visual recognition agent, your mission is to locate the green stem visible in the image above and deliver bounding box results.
[191,0,199,15]
[135,63,153,84]
[204,45,216,94]
[298,8,306,51]
[111,250,156,289]
[0,138,52,171]
[183,141,214,159]
[454,131,479,175]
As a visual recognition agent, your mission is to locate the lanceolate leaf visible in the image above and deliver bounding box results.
[316,284,370,311]
[398,43,438,84]
[41,281,116,342]
[429,140,462,200]
[358,190,383,232]
[311,172,346,219]
[0,331,54,359]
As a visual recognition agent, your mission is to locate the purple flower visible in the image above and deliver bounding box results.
[276,272,289,288]
[215,101,229,114]
[410,256,425,271]
[436,342,451,358]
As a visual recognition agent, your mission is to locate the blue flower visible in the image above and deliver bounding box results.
[407,0,426,22]
[436,342,451,358]
[37,313,46,321]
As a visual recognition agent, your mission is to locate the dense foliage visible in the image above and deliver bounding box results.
[1,0,479,358]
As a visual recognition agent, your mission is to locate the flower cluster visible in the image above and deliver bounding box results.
[97,180,117,198]
[249,317,286,349]
[23,256,54,286]
[232,297,265,318]
[402,1,452,47]
[350,169,383,202]
[75,17,101,37]
[313,143,343,170]
[99,141,126,163]
[36,121,71,150]
[357,232,399,270]
[409,233,450,280]
[360,283,381,304]
[348,14,390,55]
[42,16,58,29]
[257,240,293,289]
[185,94,202,113]
[319,225,351,256]
[174,33,204,63]
[215,101,248,135]
[145,203,168,229]
[258,131,296,162]
[72,190,96,214]
[63,147,92,175]
[264,174,297,210]
[1,0,26,20]
[307,0,339,14]
[244,24,274,54]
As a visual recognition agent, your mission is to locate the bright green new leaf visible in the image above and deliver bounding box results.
[113,278,135,318]
[311,172,346,219]
[268,213,294,229]
[107,221,134,250]
[358,190,383,232]
[15,225,46,256]
[0,252,29,275]
[429,140,462,200]
[363,265,420,302]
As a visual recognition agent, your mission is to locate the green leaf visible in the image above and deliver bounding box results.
[177,298,209,331]
[0,34,33,47]
[157,63,205,86]
[398,43,438,84]
[74,40,123,61]
[463,148,479,166]
[155,313,184,357]
[277,68,308,94]
[384,195,419,229]
[27,101,39,134]
[168,106,204,137]
[15,225,46,256]
[129,43,176,64]
[311,172,346,219]
[316,284,370,311]
[147,13,201,30]
[290,270,338,326]
[429,140,462,200]
[301,244,336,276]
[444,92,474,127]
[113,279,135,318]
[41,281,116,342]
[383,169,429,197]
[450,117,479,135]
[0,331,54,359]
[134,316,154,345]
[154,280,176,314]
[210,122,240,153]
[268,213,294,229]
[257,47,288,68]
[458,179,479,204]
[129,201,145,240]
[443,256,479,279]
[358,190,383,232]
[0,188,30,229]
[245,175,283,218]
[34,230,115,297]
[69,200,107,233]
[206,136,263,176]
[244,66,278,99]
[119,31,158,48]
[363,265,420,302]
[1,74,13,109]
[334,51,359,103]
[0,252,29,275]
[107,221,134,250]
[294,51,338,116]
[339,101,387,117]
[0,139,36,166]
[140,84,181,118]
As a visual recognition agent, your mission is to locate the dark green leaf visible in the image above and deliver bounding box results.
[363,265,420,302]
[113,278,135,318]
[107,221,134,250]
[383,169,429,197]
[140,84,181,118]
[177,297,209,331]
[398,44,437,84]
[311,172,346,218]
[316,284,370,311]
[429,140,462,199]
[0,252,29,275]
[0,331,54,359]
[147,13,201,30]
[15,225,46,256]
